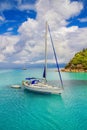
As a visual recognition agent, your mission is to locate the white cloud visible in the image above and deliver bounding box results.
[0,54,5,62]
[0,0,36,11]
[7,27,13,31]
[17,20,87,64]
[0,35,19,62]
[16,0,84,64]
[36,0,83,26]
[13,60,25,64]
[18,4,35,11]
[78,18,87,22]
[0,16,5,21]
[54,27,87,63]
[0,0,86,66]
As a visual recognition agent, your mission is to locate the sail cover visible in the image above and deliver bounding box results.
[26,77,36,80]
[43,66,46,78]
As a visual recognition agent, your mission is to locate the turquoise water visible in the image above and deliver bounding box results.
[0,68,87,130]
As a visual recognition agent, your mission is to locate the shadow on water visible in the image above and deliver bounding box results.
[23,88,64,107]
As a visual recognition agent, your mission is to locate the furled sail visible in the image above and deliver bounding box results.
[43,66,46,78]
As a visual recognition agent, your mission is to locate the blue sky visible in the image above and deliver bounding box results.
[0,9,37,34]
[0,0,37,34]
[0,0,87,68]
[68,0,87,27]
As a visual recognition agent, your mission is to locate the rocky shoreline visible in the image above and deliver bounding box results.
[61,68,87,72]
[61,48,87,73]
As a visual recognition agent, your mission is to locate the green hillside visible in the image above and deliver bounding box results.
[64,48,87,72]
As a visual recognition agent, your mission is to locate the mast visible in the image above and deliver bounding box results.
[43,21,48,82]
[45,21,48,81]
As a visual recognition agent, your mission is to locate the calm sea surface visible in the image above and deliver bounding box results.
[0,68,87,130]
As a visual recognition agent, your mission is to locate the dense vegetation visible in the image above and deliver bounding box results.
[65,48,87,71]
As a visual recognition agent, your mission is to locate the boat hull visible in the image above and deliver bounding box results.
[11,85,21,89]
[23,82,63,95]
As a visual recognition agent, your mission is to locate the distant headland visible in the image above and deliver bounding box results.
[61,48,87,72]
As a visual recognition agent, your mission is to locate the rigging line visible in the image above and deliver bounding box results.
[48,24,64,88]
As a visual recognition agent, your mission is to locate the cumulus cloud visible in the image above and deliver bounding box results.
[36,0,83,26]
[54,27,87,63]
[0,0,87,66]
[0,35,19,62]
[15,0,84,64]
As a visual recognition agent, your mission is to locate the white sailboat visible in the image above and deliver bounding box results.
[22,22,64,94]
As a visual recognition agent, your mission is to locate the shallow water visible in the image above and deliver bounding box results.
[0,68,87,130]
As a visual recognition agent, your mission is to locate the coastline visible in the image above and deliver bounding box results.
[61,68,87,72]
